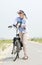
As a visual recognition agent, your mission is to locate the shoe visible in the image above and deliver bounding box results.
[22,56,28,60]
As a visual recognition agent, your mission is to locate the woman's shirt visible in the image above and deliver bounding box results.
[16,17,26,33]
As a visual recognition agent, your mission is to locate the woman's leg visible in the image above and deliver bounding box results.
[19,32,28,59]
[22,33,28,59]
[19,32,23,42]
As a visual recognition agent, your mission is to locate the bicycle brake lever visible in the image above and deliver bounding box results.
[13,24,17,28]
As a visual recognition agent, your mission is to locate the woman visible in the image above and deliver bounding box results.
[12,10,28,60]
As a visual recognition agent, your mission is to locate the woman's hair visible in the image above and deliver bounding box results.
[24,13,27,19]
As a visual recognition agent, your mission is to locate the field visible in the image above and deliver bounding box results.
[31,38,42,43]
[0,40,12,51]
[0,38,42,51]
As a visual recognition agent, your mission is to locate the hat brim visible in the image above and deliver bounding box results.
[17,12,23,14]
[17,10,26,16]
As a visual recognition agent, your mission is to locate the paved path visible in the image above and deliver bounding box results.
[0,41,42,65]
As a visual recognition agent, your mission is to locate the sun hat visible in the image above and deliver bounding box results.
[17,10,27,19]
[17,10,25,15]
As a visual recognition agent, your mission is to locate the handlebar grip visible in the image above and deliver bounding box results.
[8,26,12,28]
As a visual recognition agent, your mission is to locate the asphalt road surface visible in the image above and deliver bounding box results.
[0,41,42,65]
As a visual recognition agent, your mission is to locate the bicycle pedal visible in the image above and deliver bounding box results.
[11,51,13,54]
[20,47,22,50]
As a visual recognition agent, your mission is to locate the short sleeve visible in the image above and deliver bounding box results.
[13,17,19,25]
[16,17,20,23]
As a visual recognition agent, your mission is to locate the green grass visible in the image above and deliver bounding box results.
[0,38,42,51]
[0,40,12,51]
[31,38,42,43]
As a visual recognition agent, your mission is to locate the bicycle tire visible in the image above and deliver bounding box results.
[13,40,21,61]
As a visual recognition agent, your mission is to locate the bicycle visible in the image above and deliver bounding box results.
[8,24,23,61]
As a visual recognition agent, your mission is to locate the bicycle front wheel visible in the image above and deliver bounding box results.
[13,40,21,61]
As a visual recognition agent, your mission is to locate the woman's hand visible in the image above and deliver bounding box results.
[21,24,26,29]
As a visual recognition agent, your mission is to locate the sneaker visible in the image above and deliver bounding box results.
[22,56,28,60]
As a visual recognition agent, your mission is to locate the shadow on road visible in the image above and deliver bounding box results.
[0,57,13,62]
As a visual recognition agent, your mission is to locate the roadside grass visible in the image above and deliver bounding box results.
[31,38,42,43]
[0,40,12,51]
[0,38,42,51]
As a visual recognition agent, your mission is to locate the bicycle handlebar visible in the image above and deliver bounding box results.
[8,24,17,28]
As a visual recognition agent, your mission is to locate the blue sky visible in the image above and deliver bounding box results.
[0,0,42,39]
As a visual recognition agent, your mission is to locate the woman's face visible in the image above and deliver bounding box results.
[19,13,24,18]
